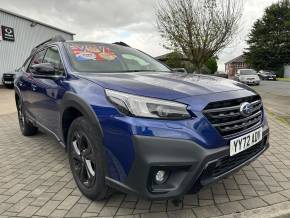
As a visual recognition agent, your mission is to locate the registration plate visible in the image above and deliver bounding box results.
[4,81,13,84]
[230,128,263,156]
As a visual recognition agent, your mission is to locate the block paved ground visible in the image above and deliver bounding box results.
[0,88,16,115]
[0,89,290,217]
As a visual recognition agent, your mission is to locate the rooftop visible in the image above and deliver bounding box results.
[0,8,75,35]
[225,54,246,64]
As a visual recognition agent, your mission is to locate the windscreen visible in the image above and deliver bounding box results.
[240,70,257,75]
[264,71,274,75]
[65,42,171,73]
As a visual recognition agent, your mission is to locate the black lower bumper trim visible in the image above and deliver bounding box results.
[107,126,270,200]
[200,137,268,186]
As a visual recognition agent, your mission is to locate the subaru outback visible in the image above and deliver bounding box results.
[14,36,269,200]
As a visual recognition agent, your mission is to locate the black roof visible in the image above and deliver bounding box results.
[30,35,66,55]
[30,37,132,56]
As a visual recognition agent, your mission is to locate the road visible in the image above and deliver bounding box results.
[252,81,290,124]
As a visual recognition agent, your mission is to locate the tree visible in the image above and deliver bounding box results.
[244,0,290,77]
[165,51,184,68]
[156,0,243,73]
[205,57,218,74]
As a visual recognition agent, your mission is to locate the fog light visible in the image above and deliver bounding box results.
[154,170,168,185]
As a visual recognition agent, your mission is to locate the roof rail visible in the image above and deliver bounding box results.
[30,35,66,55]
[113,41,131,47]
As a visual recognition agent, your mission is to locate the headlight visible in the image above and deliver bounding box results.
[105,89,191,120]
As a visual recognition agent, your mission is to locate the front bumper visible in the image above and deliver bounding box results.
[242,80,260,85]
[265,77,276,80]
[106,124,270,200]
[2,77,14,85]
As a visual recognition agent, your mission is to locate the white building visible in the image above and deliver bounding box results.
[284,65,290,78]
[0,8,74,84]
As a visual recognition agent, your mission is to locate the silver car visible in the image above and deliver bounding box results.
[236,69,260,85]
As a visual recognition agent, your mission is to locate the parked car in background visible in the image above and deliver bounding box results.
[172,68,188,73]
[2,68,21,88]
[15,36,269,201]
[258,70,277,80]
[236,69,260,85]
[214,71,228,79]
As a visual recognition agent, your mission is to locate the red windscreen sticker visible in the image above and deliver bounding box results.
[70,45,117,61]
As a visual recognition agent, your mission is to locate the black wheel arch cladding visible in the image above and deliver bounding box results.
[60,92,104,147]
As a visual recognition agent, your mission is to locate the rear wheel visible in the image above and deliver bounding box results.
[17,99,38,136]
[67,117,112,200]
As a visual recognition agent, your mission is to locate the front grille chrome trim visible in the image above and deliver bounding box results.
[218,117,262,133]
[213,111,262,127]
[203,96,263,137]
[203,100,262,113]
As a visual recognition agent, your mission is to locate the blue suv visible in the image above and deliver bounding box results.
[15,36,269,200]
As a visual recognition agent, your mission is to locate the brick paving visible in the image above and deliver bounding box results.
[0,91,290,217]
[0,88,16,115]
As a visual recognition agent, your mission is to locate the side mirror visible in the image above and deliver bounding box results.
[31,63,61,79]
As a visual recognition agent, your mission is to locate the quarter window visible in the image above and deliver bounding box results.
[43,47,64,75]
[27,50,46,73]
[23,57,32,72]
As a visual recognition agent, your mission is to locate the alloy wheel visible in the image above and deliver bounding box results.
[71,131,96,188]
[17,102,25,130]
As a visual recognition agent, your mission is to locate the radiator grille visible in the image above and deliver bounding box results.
[2,74,14,82]
[203,95,263,137]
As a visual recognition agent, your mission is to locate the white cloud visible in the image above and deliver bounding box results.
[218,0,277,70]
[0,0,278,70]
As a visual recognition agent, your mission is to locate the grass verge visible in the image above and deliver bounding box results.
[265,108,289,126]
[277,78,290,82]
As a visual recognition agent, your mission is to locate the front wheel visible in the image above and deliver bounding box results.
[67,117,112,200]
[17,100,38,136]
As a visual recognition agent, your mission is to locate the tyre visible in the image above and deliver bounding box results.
[17,99,38,136]
[67,117,112,200]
